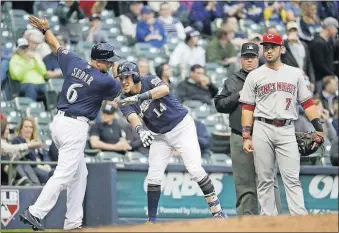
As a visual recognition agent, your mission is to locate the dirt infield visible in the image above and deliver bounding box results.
[78,213,338,232]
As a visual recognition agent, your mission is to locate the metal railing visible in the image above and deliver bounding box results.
[1,160,57,186]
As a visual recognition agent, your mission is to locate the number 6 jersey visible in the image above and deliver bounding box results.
[119,75,188,134]
[56,47,121,120]
[239,64,313,120]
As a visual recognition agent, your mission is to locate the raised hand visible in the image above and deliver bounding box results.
[28,15,50,32]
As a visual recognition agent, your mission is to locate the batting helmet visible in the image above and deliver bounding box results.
[91,43,120,62]
[116,61,140,83]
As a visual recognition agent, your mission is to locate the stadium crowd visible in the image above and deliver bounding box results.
[1,1,338,186]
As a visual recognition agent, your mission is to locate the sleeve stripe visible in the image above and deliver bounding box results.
[242,103,255,111]
[301,98,313,110]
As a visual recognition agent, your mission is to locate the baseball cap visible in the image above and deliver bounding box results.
[140,5,153,14]
[17,38,29,48]
[91,43,121,62]
[322,17,339,28]
[286,21,298,31]
[102,103,116,114]
[260,33,283,46]
[241,42,259,56]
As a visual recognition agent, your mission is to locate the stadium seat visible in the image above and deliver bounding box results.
[48,79,64,93]
[211,132,231,154]
[126,152,148,163]
[99,151,127,163]
[182,100,205,110]
[135,43,163,60]
[210,153,232,165]
[1,101,15,115]
[12,97,34,111]
[6,111,23,132]
[25,102,45,116]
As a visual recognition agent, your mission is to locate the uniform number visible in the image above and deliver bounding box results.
[67,84,83,104]
[285,97,292,110]
[153,103,167,118]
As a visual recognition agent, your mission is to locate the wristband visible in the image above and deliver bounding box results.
[135,125,143,134]
[138,91,152,101]
[311,118,323,132]
[242,126,252,140]
[41,28,50,35]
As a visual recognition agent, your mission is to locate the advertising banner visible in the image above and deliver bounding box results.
[116,171,338,219]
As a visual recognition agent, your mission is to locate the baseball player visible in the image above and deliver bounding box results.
[214,42,282,216]
[19,16,121,231]
[116,61,226,223]
[239,33,324,216]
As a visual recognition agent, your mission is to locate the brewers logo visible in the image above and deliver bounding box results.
[1,189,19,226]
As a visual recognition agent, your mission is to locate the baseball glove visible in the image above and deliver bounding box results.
[295,132,324,156]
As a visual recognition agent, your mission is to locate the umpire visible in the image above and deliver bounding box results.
[214,42,281,216]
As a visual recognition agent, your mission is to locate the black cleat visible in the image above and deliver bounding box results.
[20,209,44,231]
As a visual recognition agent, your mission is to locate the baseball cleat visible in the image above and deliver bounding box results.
[213,211,228,219]
[20,209,44,231]
[145,220,155,225]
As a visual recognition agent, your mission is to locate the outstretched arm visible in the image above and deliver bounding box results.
[127,113,155,147]
[28,15,61,53]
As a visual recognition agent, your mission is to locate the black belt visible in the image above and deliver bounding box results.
[256,117,292,127]
[57,110,90,123]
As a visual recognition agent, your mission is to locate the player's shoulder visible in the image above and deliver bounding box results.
[142,75,162,85]
[283,64,304,76]
[246,65,266,79]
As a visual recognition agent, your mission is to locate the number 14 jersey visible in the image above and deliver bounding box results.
[119,75,188,134]
[56,47,121,120]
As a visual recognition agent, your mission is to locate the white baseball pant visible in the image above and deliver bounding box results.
[29,113,89,230]
[147,114,207,185]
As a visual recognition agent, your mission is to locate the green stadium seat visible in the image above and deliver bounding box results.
[6,111,23,132]
[12,97,34,111]
[182,100,205,110]
[101,10,116,21]
[99,151,127,163]
[210,153,232,165]
[25,102,45,116]
[1,101,15,115]
[48,79,64,93]
[126,152,148,163]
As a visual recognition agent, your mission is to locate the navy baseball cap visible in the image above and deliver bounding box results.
[241,42,259,56]
[141,6,153,14]
[91,43,121,62]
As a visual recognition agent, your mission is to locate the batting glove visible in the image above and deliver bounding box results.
[136,125,155,147]
[118,95,139,106]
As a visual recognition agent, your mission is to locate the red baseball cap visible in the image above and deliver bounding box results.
[260,33,283,46]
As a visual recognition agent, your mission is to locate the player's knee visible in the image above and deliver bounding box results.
[147,177,162,186]
[187,166,207,182]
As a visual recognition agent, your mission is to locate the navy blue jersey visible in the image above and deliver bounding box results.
[56,47,121,120]
[119,75,188,134]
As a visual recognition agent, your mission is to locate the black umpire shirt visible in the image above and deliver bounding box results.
[214,69,248,135]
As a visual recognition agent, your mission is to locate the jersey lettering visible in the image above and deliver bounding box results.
[153,102,167,118]
[66,83,83,104]
[285,97,292,110]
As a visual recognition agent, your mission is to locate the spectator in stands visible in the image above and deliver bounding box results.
[206,25,237,65]
[309,17,338,93]
[1,116,43,186]
[223,1,245,20]
[319,75,339,116]
[243,1,265,24]
[283,1,301,22]
[317,1,339,21]
[9,38,47,101]
[79,0,108,17]
[188,1,223,36]
[169,27,205,79]
[43,35,67,79]
[136,6,167,48]
[23,29,51,59]
[1,45,12,97]
[55,1,85,44]
[12,117,52,185]
[148,1,180,14]
[176,64,218,105]
[155,63,177,93]
[248,33,265,66]
[297,2,321,42]
[119,1,143,41]
[281,21,315,84]
[223,17,247,40]
[266,25,279,35]
[264,1,286,26]
[85,14,108,44]
[330,136,338,166]
[89,103,132,154]
[158,2,186,41]
[137,58,150,77]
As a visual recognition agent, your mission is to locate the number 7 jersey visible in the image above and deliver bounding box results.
[119,75,188,134]
[239,64,312,120]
